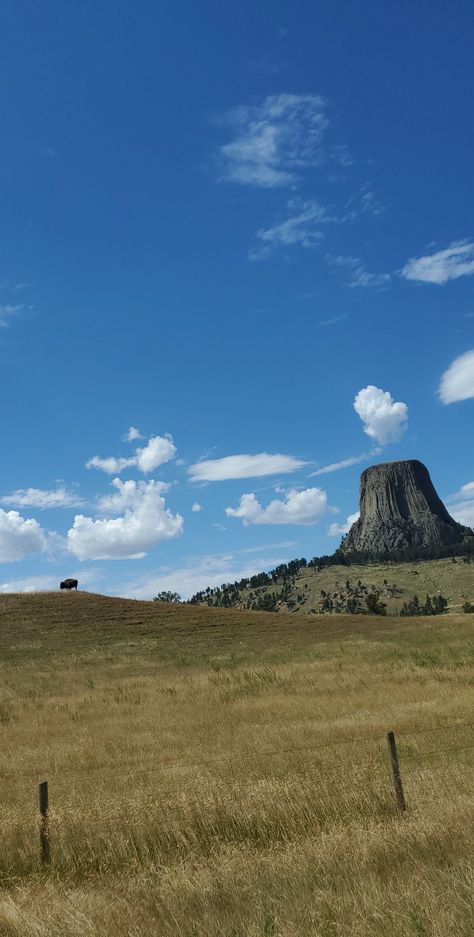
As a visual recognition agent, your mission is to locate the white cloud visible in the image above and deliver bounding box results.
[250,198,331,259]
[216,93,328,188]
[328,511,360,537]
[438,349,474,404]
[446,480,474,529]
[0,487,83,510]
[86,455,135,475]
[134,435,177,473]
[309,449,381,477]
[0,574,60,593]
[122,548,297,600]
[344,184,385,220]
[86,433,177,475]
[401,241,474,285]
[188,452,307,482]
[67,479,183,560]
[0,567,103,594]
[327,254,391,288]
[96,477,170,514]
[318,314,348,327]
[226,487,328,526]
[124,426,142,442]
[354,385,408,445]
[457,481,474,497]
[0,303,25,327]
[448,501,474,529]
[191,502,202,512]
[0,509,48,562]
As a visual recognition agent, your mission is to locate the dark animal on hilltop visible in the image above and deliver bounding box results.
[60,578,78,591]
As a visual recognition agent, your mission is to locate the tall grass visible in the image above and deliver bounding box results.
[0,593,473,935]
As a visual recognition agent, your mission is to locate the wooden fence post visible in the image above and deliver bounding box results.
[387,731,406,811]
[39,780,50,864]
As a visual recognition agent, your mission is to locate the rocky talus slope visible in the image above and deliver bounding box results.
[342,459,473,555]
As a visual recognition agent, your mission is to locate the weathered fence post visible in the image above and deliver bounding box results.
[387,731,406,811]
[39,780,50,863]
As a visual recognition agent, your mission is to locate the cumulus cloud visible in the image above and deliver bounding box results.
[124,426,142,442]
[216,93,328,188]
[67,479,183,560]
[0,487,83,510]
[86,455,135,475]
[96,477,170,514]
[86,434,177,475]
[226,487,328,526]
[188,452,307,482]
[250,198,332,259]
[328,511,360,537]
[0,509,49,562]
[401,241,474,285]
[134,435,177,473]
[354,386,408,445]
[191,502,202,512]
[438,349,474,404]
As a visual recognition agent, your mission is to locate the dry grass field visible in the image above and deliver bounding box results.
[0,591,473,936]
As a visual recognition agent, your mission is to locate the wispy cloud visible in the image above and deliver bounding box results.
[0,567,103,594]
[401,240,474,285]
[326,255,391,288]
[318,314,348,327]
[122,547,297,601]
[0,304,25,327]
[309,449,380,477]
[438,349,474,404]
[344,183,385,220]
[188,453,308,482]
[0,487,83,510]
[446,480,474,529]
[215,93,328,189]
[249,198,333,259]
[226,487,328,526]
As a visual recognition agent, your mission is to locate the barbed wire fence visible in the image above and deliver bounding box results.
[1,722,473,865]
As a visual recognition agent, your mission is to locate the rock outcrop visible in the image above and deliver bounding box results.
[342,459,473,556]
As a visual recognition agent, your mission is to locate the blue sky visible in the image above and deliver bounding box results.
[1,0,473,598]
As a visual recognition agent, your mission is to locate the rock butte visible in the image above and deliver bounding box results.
[342,459,474,555]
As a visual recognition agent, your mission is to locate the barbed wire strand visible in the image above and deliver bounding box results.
[1,722,473,785]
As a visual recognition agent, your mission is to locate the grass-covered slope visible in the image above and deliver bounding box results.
[192,555,474,614]
[1,592,473,936]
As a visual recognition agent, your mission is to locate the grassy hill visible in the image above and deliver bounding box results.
[0,592,473,936]
[191,555,474,614]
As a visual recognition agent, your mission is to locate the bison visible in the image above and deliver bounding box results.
[60,578,78,591]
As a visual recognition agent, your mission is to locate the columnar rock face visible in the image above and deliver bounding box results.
[342,460,473,555]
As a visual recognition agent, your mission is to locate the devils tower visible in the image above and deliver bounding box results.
[342,459,473,556]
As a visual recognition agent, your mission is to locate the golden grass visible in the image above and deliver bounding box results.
[0,593,473,935]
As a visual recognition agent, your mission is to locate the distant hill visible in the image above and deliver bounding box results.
[189,555,474,615]
[189,459,474,615]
